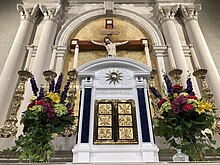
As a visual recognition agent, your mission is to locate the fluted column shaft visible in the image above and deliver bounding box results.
[181,4,220,110]
[31,5,61,84]
[157,5,189,81]
[0,5,38,126]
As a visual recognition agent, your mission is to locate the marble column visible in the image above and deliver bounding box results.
[180,4,220,110]
[156,5,189,81]
[31,4,61,84]
[0,5,39,126]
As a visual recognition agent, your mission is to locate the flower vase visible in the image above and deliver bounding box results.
[172,149,189,162]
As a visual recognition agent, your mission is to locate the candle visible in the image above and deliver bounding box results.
[167,44,176,69]
[142,39,151,68]
[73,44,79,69]
[49,45,57,70]
[24,44,34,70]
[189,44,200,69]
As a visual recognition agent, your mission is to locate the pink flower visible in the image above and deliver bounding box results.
[183,103,194,112]
[35,100,46,106]
[27,102,35,108]
[158,98,167,108]
[173,84,183,93]
[188,95,197,100]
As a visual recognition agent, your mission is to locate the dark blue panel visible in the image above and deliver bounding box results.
[76,90,82,144]
[81,88,92,143]
[137,88,150,142]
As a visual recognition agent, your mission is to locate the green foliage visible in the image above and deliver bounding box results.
[154,108,219,161]
[3,92,75,162]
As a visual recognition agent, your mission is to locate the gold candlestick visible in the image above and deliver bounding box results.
[43,70,57,93]
[148,69,163,119]
[168,68,183,84]
[61,69,78,137]
[67,69,77,101]
[149,68,157,87]
[193,68,216,108]
[0,70,32,138]
[213,114,220,135]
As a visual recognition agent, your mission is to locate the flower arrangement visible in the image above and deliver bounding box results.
[150,74,220,161]
[5,73,75,162]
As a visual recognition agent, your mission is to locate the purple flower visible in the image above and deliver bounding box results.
[149,86,162,99]
[163,74,174,96]
[37,87,45,100]
[55,73,63,94]
[171,103,180,114]
[47,108,56,121]
[49,79,55,92]
[30,76,39,96]
[185,78,194,95]
[60,80,71,104]
[173,95,188,105]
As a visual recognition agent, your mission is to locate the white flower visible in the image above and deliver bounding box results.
[179,92,188,97]
[201,128,213,137]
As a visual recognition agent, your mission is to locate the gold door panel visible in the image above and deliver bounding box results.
[98,128,112,139]
[118,115,132,126]
[119,127,134,140]
[98,115,112,126]
[94,100,138,144]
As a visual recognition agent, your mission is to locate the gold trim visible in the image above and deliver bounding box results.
[94,99,138,145]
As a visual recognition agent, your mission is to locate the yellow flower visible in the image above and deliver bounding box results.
[47,92,60,103]
[195,108,205,114]
[204,102,213,112]
[196,100,213,114]
[198,104,206,109]
[173,93,178,98]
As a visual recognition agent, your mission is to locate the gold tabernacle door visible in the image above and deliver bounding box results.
[93,99,138,144]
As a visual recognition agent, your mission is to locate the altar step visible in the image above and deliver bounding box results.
[0,150,220,163]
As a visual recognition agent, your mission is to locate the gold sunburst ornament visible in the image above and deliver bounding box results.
[105,70,123,85]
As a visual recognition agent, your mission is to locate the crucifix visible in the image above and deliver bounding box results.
[70,19,149,64]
